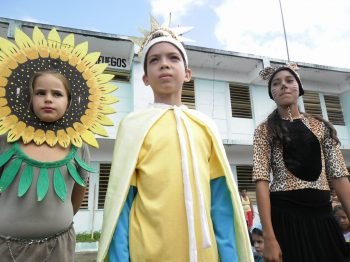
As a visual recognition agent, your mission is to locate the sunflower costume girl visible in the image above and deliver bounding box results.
[0,26,118,262]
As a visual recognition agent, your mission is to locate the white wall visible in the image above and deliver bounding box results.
[335,126,350,149]
[132,62,154,111]
[195,79,230,139]
[250,85,276,125]
[341,90,350,150]
[102,80,133,139]
[74,162,104,233]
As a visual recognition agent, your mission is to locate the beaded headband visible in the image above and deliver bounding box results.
[259,63,300,81]
[259,63,304,99]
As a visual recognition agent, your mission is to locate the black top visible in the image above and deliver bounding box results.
[282,119,322,182]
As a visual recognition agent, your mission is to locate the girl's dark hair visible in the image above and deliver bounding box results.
[252,227,263,237]
[266,109,340,146]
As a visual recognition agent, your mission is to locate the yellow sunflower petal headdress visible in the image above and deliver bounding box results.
[129,15,193,68]
[0,26,118,148]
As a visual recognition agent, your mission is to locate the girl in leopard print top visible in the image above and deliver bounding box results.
[253,65,350,262]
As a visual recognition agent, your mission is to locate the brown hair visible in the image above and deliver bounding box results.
[28,70,71,109]
[266,109,340,146]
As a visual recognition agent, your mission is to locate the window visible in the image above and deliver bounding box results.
[229,84,252,118]
[182,80,195,109]
[236,165,256,204]
[80,179,89,209]
[303,91,322,118]
[324,95,345,125]
[98,163,111,209]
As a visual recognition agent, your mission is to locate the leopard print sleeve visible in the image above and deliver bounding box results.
[252,123,271,182]
[322,123,349,179]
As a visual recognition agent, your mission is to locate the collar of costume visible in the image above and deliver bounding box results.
[259,63,304,99]
[0,142,96,202]
[148,102,188,109]
[129,15,193,68]
[0,26,119,148]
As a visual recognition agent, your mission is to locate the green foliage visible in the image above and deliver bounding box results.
[76,231,101,242]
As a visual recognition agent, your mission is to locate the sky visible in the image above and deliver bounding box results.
[2,0,350,69]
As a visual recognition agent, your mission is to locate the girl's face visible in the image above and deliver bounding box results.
[270,70,299,106]
[335,209,350,232]
[32,74,69,123]
[252,233,264,256]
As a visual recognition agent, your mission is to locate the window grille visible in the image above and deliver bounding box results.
[303,91,322,118]
[98,163,111,209]
[324,95,345,125]
[182,80,195,109]
[229,84,252,118]
[80,179,89,209]
[236,165,256,204]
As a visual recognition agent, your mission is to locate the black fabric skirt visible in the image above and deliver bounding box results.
[270,189,350,262]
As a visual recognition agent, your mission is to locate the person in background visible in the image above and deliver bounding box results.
[252,225,264,262]
[334,205,350,242]
[332,189,342,208]
[241,188,254,230]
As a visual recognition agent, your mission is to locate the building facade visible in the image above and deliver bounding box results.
[1,18,350,233]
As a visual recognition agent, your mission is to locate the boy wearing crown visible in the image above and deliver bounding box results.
[97,17,253,262]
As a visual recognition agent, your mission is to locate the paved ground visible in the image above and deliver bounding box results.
[75,251,97,262]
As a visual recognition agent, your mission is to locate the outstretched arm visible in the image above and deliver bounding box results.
[211,176,238,262]
[109,186,137,262]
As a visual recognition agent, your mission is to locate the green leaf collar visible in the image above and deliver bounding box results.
[0,143,96,202]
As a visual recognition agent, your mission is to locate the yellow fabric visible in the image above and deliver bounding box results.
[129,110,223,261]
[241,196,251,212]
[97,107,253,262]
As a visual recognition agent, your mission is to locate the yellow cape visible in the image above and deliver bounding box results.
[97,107,253,261]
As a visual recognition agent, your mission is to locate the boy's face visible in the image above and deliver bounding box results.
[252,233,264,256]
[143,42,192,105]
[335,209,350,231]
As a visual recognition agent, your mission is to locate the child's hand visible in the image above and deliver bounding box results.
[263,236,283,262]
